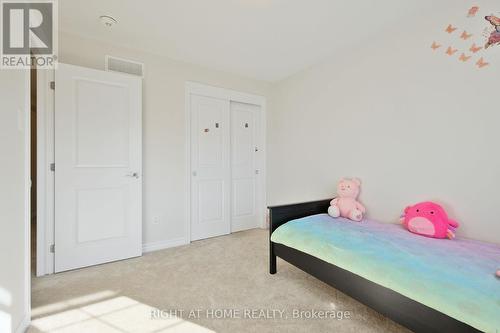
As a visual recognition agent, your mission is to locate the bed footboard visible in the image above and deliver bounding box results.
[268,199,331,274]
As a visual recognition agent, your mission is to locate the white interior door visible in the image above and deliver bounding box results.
[190,94,231,241]
[230,102,261,232]
[55,63,142,273]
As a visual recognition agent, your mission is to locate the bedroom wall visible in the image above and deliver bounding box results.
[0,71,29,332]
[268,2,500,244]
[58,31,270,249]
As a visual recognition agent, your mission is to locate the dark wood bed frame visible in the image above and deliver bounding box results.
[269,199,480,333]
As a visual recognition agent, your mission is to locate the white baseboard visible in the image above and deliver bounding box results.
[142,238,187,253]
[15,312,30,333]
[231,223,259,233]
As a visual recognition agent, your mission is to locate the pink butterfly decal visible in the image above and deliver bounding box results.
[476,57,489,68]
[445,24,458,34]
[459,53,471,62]
[460,31,473,40]
[446,47,458,56]
[469,43,482,53]
[467,6,479,18]
[431,41,441,50]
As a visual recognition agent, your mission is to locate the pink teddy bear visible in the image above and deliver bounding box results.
[328,178,366,222]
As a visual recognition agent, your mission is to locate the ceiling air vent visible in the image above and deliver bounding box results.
[105,55,144,77]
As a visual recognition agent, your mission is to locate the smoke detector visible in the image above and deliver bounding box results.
[100,15,117,28]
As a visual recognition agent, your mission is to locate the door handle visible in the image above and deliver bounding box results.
[125,172,140,179]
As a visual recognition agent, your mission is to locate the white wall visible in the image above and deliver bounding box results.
[268,3,500,244]
[58,31,270,248]
[0,70,30,332]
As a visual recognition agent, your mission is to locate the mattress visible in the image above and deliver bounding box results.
[271,214,500,332]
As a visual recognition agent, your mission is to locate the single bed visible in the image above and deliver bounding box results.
[269,199,500,333]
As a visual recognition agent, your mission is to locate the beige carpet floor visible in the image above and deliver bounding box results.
[29,229,410,333]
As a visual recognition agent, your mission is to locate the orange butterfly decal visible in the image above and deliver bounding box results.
[476,57,489,68]
[460,31,473,40]
[446,47,458,56]
[431,41,441,50]
[467,6,479,18]
[459,53,471,62]
[445,24,457,33]
[469,43,482,53]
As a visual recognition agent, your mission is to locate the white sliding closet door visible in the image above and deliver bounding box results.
[190,95,231,241]
[230,102,261,232]
[189,92,262,241]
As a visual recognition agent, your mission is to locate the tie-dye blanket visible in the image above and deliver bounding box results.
[271,214,500,332]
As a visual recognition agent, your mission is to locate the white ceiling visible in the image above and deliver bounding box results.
[59,0,435,82]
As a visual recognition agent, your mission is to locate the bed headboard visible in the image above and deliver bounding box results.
[268,199,332,236]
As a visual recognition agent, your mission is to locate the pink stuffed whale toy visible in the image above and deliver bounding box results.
[328,178,366,222]
[402,202,459,239]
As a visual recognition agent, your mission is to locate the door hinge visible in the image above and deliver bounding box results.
[50,81,55,90]
[50,163,55,172]
[50,244,55,253]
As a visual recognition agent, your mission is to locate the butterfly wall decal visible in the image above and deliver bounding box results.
[429,11,493,70]
[460,31,473,40]
[431,41,441,50]
[459,53,471,62]
[476,57,489,68]
[467,6,479,18]
[469,43,483,53]
[446,47,458,55]
[446,24,458,33]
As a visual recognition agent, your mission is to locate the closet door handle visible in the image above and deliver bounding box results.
[125,172,140,179]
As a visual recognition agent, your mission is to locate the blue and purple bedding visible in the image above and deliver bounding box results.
[271,214,500,332]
